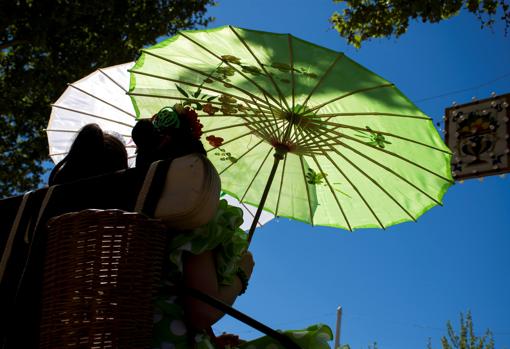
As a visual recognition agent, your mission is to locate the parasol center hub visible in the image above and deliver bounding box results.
[284,111,302,125]
[273,143,290,159]
[282,109,317,131]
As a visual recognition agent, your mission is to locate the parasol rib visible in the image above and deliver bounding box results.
[250,95,281,140]
[136,49,279,110]
[299,140,339,149]
[246,123,274,143]
[67,83,136,118]
[301,53,345,110]
[45,128,131,139]
[299,155,315,226]
[328,128,454,184]
[295,121,430,154]
[297,124,332,154]
[329,145,418,222]
[301,125,446,207]
[293,127,341,153]
[237,201,267,228]
[280,119,295,146]
[128,93,231,108]
[290,114,314,146]
[289,123,316,151]
[312,119,452,155]
[272,118,290,143]
[314,146,384,229]
[98,68,129,93]
[130,94,274,140]
[297,124,454,184]
[203,122,250,133]
[307,83,394,114]
[51,105,135,128]
[219,139,265,175]
[45,129,78,134]
[202,117,272,141]
[201,115,276,140]
[240,105,277,141]
[229,26,291,112]
[49,151,68,157]
[259,93,283,141]
[312,111,430,120]
[288,35,296,110]
[274,153,288,217]
[239,147,273,203]
[175,32,284,110]
[198,114,270,118]
[248,96,272,118]
[288,123,303,147]
[129,68,273,112]
[335,140,444,206]
[206,130,256,153]
[310,154,357,230]
[287,109,307,145]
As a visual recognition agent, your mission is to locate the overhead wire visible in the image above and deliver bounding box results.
[415,72,510,103]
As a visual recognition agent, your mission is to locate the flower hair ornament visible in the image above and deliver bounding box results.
[131,104,206,168]
[152,106,181,132]
[152,104,203,140]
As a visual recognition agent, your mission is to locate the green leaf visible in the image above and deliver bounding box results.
[176,84,189,97]
[330,0,509,47]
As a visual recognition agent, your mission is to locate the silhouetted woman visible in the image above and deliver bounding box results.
[48,123,128,185]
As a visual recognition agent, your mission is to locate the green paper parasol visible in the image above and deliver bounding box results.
[129,25,453,244]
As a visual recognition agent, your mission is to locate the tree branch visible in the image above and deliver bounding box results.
[0,39,29,51]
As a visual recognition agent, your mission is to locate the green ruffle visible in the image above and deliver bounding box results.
[239,323,333,349]
[167,199,248,286]
[154,199,334,349]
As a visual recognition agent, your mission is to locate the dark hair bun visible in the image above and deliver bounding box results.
[49,123,129,185]
[132,119,159,150]
[73,123,105,157]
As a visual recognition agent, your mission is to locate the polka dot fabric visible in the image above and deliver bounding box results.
[151,200,333,348]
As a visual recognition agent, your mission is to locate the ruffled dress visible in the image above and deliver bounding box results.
[152,199,332,349]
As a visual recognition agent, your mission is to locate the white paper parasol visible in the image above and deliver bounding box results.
[47,62,273,230]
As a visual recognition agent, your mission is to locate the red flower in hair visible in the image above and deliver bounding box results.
[183,106,203,140]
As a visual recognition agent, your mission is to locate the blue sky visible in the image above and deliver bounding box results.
[202,1,510,349]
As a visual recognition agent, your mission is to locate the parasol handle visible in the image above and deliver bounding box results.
[246,148,285,245]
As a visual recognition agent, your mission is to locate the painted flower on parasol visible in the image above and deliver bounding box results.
[128,25,454,244]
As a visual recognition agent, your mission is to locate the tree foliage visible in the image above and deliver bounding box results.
[428,311,495,349]
[330,0,510,47]
[0,0,215,198]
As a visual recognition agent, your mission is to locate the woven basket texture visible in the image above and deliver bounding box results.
[39,209,167,349]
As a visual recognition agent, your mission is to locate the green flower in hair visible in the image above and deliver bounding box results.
[153,106,180,131]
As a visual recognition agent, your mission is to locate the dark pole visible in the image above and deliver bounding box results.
[247,147,286,245]
[185,287,302,349]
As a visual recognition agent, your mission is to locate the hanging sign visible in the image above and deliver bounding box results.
[444,93,510,181]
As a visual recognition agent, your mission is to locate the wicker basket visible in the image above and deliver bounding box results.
[39,209,167,349]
